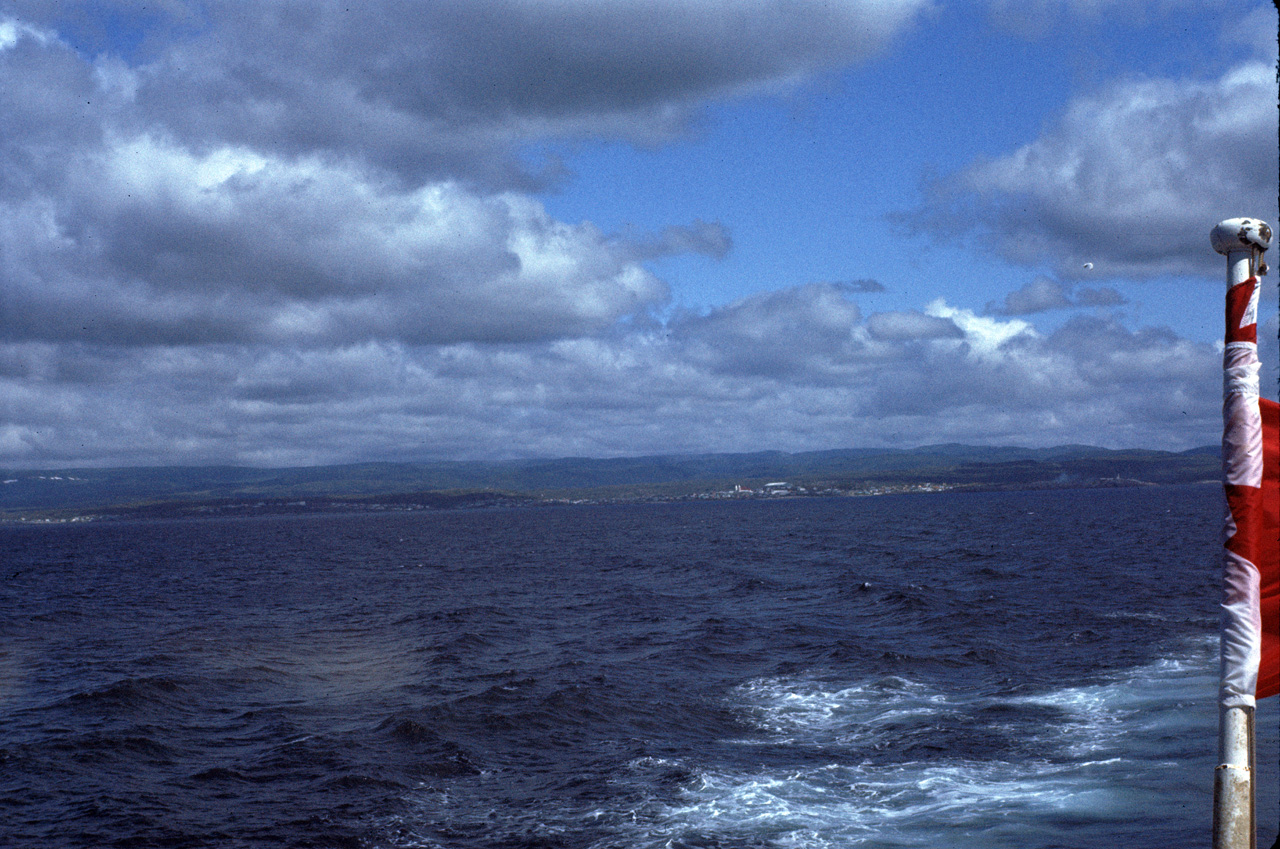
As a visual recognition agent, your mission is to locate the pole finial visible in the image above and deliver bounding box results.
[1212,218,1271,276]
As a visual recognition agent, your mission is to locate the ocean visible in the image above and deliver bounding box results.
[2,484,1276,848]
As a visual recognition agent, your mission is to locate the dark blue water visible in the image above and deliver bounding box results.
[2,485,1276,848]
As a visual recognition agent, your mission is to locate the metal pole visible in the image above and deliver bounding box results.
[1215,703,1255,849]
[1211,217,1272,849]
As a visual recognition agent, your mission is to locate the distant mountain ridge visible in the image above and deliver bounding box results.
[2,443,1220,519]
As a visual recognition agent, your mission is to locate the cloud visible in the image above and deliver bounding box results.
[866,311,964,341]
[0,2,951,467]
[0,1,924,356]
[986,276,1129,314]
[1073,286,1127,308]
[669,282,867,380]
[1,285,1230,467]
[2,134,672,346]
[914,59,1279,279]
[0,3,1246,469]
[923,300,1036,358]
[1221,5,1280,60]
[987,277,1073,315]
[0,16,53,50]
[615,219,733,262]
[15,0,932,185]
[841,278,887,293]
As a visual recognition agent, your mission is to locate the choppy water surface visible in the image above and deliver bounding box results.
[2,485,1276,848]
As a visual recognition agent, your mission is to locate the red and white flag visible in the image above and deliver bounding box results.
[1221,276,1278,705]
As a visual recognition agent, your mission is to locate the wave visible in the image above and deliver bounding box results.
[593,637,1224,849]
[53,675,191,717]
[382,639,1232,849]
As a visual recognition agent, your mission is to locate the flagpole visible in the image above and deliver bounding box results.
[1212,217,1272,849]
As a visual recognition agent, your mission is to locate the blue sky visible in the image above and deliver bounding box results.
[1,1,1277,468]
[536,3,1271,334]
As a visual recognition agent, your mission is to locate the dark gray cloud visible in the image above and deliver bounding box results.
[16,0,931,185]
[987,277,1072,315]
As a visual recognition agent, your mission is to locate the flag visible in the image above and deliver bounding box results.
[1221,276,1278,705]
[1257,395,1277,699]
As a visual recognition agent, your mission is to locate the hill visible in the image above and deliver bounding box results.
[1,443,1220,522]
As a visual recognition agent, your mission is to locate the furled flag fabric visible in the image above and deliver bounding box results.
[1221,276,1278,705]
[1259,395,1278,699]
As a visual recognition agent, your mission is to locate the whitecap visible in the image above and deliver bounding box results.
[609,636,1230,848]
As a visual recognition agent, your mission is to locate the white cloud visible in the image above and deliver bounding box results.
[2,280,1228,468]
[0,2,925,358]
[0,2,1249,468]
[3,133,676,346]
[918,59,1279,279]
[0,17,53,51]
[924,300,1036,358]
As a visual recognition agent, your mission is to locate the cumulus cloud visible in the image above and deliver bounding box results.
[0,1,947,466]
[14,0,933,185]
[0,1,925,357]
[2,135,671,346]
[0,2,1247,468]
[915,59,1279,279]
[669,282,867,380]
[986,276,1128,315]
[0,286,1229,467]
[866,311,964,341]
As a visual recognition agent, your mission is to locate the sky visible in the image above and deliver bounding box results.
[1,0,1277,470]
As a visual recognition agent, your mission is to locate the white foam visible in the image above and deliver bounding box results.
[620,756,1126,849]
[1007,637,1218,759]
[611,638,1224,848]
[385,638,1242,849]
[733,675,953,747]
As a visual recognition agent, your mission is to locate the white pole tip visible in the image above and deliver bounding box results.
[1211,218,1272,256]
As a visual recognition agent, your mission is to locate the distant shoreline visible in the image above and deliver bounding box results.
[1,475,1220,525]
[1,444,1221,524]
